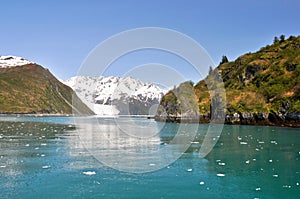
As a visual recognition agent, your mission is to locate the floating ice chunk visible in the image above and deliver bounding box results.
[0,165,6,168]
[258,141,264,144]
[245,160,250,164]
[269,160,273,163]
[35,147,39,150]
[255,187,261,191]
[216,160,221,162]
[270,140,277,145]
[237,136,242,141]
[283,185,291,188]
[187,168,193,172]
[149,163,156,166]
[217,173,225,177]
[240,142,248,145]
[42,165,50,169]
[41,154,45,157]
[296,182,299,186]
[25,144,30,147]
[83,171,96,176]
[41,143,47,146]
[218,162,226,166]
[199,181,205,185]
[0,135,3,139]
[273,174,278,177]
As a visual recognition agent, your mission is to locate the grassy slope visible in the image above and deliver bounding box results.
[158,36,300,116]
[0,64,94,114]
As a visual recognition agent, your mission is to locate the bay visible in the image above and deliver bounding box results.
[0,116,299,198]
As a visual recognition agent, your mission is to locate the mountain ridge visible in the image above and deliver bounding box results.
[64,76,166,116]
[0,59,94,115]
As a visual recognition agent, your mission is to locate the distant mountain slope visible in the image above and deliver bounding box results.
[64,76,166,115]
[0,56,93,115]
[156,35,300,126]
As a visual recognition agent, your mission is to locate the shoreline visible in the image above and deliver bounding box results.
[1,113,299,128]
[154,113,300,128]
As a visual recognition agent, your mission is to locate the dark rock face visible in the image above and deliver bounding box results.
[156,111,300,127]
[286,64,296,72]
[286,113,300,122]
[246,65,261,80]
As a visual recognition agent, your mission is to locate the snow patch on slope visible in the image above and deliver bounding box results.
[0,55,34,68]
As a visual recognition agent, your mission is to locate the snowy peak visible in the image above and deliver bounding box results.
[0,55,35,68]
[64,76,167,115]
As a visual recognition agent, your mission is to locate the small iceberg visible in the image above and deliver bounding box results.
[42,165,50,169]
[217,173,225,177]
[83,171,96,176]
[199,181,205,185]
[187,168,193,172]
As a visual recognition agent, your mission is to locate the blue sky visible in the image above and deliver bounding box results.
[1,0,299,83]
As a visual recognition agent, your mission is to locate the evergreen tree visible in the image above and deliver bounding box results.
[280,34,285,42]
[274,36,279,43]
[220,55,228,65]
[209,66,213,75]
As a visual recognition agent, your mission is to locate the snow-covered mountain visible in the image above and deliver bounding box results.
[0,55,35,68]
[64,76,167,116]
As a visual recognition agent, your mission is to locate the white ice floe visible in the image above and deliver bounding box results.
[187,168,193,172]
[255,187,261,191]
[240,142,248,145]
[270,140,278,145]
[83,171,96,176]
[273,174,278,178]
[283,185,291,188]
[245,160,250,164]
[217,173,225,177]
[0,165,6,168]
[42,165,50,169]
[269,159,273,163]
[218,162,226,166]
[199,181,205,185]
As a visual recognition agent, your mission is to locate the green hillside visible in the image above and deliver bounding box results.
[0,64,94,115]
[156,35,300,126]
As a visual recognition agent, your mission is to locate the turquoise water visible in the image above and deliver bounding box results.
[0,116,299,198]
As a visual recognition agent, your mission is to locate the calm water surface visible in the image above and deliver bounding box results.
[0,116,299,198]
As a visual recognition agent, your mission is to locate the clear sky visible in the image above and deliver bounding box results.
[1,0,299,83]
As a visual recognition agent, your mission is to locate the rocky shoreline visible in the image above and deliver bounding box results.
[154,112,300,127]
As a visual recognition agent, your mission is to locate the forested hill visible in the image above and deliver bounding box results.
[156,35,300,126]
